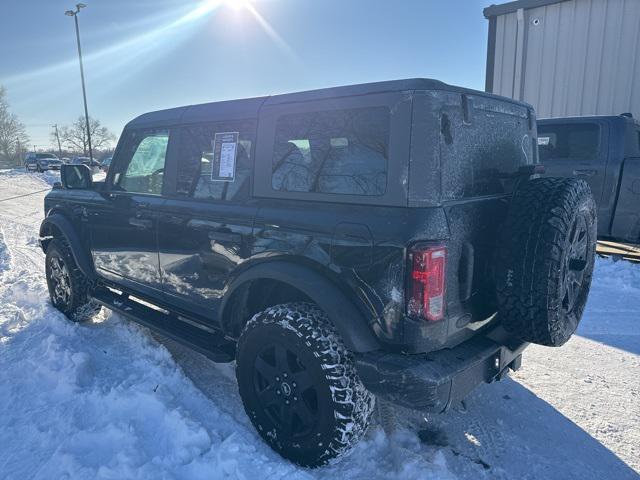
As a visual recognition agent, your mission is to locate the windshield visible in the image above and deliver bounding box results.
[36,154,57,159]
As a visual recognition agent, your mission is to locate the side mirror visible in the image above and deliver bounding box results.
[61,164,93,190]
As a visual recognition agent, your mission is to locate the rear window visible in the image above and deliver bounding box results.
[271,107,390,196]
[36,154,56,159]
[538,123,600,161]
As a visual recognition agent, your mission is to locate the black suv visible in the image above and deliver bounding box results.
[40,79,597,467]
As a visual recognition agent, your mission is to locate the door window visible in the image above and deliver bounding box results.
[113,130,169,195]
[175,121,255,202]
[538,123,600,162]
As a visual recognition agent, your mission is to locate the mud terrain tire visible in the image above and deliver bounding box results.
[496,177,597,346]
[45,238,100,322]
[236,302,375,467]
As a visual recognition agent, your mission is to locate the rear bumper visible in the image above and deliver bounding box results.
[354,327,528,412]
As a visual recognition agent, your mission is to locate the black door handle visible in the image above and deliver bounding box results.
[573,169,597,177]
[208,230,242,243]
[129,218,152,229]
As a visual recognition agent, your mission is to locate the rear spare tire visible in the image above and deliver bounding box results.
[496,177,597,347]
[236,302,375,467]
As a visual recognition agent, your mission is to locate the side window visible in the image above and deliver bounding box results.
[113,130,169,195]
[271,107,390,196]
[175,121,254,202]
[538,123,600,162]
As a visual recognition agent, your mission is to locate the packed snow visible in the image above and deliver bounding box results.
[0,169,638,479]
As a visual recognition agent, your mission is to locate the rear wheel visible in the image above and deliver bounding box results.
[45,238,100,322]
[236,302,375,467]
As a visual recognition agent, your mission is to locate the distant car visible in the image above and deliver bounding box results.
[61,157,71,164]
[100,157,112,172]
[24,153,63,172]
[71,156,102,173]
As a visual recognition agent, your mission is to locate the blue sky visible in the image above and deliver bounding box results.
[1,0,492,148]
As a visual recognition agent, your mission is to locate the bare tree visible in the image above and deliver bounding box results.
[0,86,30,168]
[59,115,116,157]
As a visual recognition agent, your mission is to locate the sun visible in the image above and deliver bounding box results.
[224,0,251,11]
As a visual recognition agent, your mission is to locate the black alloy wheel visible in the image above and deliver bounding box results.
[561,213,590,314]
[252,341,320,439]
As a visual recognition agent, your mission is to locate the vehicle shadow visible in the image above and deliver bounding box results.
[155,334,639,480]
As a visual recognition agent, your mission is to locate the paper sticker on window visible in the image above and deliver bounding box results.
[538,136,550,146]
[212,132,239,181]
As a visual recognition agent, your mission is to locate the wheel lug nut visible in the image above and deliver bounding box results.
[276,376,280,381]
[283,373,288,378]
[292,382,297,388]
[293,396,298,401]
[285,400,290,405]
[276,390,281,395]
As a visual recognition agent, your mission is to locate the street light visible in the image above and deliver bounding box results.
[65,3,93,161]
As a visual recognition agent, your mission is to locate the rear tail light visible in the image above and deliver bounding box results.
[407,244,447,321]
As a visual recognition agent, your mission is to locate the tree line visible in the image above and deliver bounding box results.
[0,85,116,168]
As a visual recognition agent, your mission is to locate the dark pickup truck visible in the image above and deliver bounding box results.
[539,114,640,245]
[40,79,597,467]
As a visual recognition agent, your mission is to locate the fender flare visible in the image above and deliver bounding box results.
[39,213,97,280]
[220,261,380,353]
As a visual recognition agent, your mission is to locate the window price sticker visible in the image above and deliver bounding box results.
[212,132,239,182]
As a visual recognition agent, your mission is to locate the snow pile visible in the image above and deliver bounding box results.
[0,167,60,187]
[579,257,640,349]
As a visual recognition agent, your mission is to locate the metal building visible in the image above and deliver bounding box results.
[484,0,640,118]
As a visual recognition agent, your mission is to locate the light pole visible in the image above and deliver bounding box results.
[53,124,63,158]
[65,4,93,160]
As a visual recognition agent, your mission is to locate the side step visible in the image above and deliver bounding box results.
[91,287,235,363]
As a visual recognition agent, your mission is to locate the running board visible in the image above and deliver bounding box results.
[91,287,235,363]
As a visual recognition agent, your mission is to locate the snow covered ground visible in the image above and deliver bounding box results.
[0,169,638,480]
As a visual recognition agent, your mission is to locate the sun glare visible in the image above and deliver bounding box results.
[225,0,251,11]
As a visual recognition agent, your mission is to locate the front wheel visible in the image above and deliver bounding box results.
[45,239,100,322]
[236,303,375,467]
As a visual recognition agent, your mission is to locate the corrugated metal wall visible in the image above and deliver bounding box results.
[488,0,640,118]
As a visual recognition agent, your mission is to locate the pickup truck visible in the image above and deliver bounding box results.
[538,114,640,245]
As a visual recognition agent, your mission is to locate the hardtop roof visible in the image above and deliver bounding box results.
[126,78,532,129]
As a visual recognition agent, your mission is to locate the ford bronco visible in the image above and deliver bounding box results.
[40,79,597,467]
